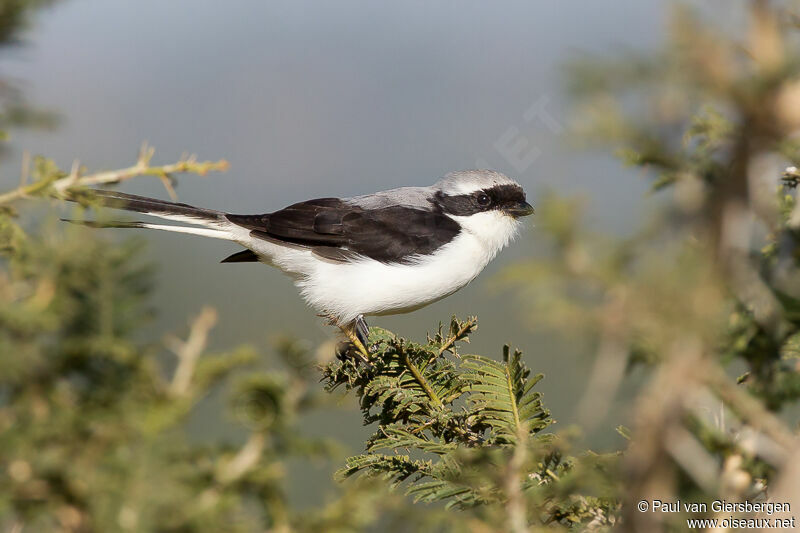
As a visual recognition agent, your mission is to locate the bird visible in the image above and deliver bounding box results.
[66,170,534,358]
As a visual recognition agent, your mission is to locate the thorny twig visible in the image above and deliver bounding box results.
[0,142,229,205]
[437,316,477,356]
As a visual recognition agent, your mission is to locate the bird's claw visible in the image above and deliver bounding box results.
[335,340,372,366]
[334,315,372,364]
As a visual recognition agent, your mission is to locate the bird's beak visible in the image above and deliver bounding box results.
[505,201,535,218]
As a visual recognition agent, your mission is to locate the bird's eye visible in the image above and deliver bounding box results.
[476,193,491,206]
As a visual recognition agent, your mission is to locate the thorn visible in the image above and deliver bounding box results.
[158,172,178,201]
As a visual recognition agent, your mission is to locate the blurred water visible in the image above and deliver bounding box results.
[0,0,670,508]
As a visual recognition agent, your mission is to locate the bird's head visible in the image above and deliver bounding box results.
[432,170,533,254]
[433,170,534,218]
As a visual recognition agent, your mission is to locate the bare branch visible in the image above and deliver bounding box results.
[504,425,529,533]
[0,142,229,205]
[167,306,218,397]
[216,432,266,484]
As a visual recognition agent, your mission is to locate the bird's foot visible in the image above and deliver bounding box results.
[335,340,371,365]
[337,319,371,364]
[323,313,373,364]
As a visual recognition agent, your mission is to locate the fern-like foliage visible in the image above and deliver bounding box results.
[463,347,550,445]
[321,317,618,527]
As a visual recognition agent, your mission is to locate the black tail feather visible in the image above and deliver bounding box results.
[61,218,148,229]
[72,189,223,223]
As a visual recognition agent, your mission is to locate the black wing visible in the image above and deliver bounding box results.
[225,198,461,264]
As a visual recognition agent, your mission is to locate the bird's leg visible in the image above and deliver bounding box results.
[320,313,371,363]
[338,321,371,363]
[355,314,370,349]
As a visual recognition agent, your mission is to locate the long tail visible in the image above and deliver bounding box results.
[64,189,234,240]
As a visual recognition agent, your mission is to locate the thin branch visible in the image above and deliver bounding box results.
[0,142,229,205]
[400,345,442,408]
[199,432,267,511]
[157,172,178,201]
[216,432,266,484]
[437,316,477,356]
[504,425,529,533]
[705,364,797,452]
[167,306,218,397]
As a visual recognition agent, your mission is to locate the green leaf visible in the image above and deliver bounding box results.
[463,346,551,444]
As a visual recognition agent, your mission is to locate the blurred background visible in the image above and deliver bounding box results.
[2,1,663,350]
[7,1,800,531]
[0,0,664,473]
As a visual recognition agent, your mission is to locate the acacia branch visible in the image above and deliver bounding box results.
[437,316,477,356]
[0,142,229,206]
